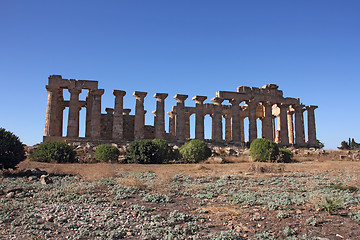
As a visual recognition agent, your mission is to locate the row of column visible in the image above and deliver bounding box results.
[45,86,318,146]
[44,86,104,139]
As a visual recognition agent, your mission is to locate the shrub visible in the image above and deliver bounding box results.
[249,138,279,162]
[126,140,160,164]
[95,144,120,162]
[179,139,212,163]
[0,128,26,170]
[29,141,76,163]
[152,139,178,163]
[278,148,293,163]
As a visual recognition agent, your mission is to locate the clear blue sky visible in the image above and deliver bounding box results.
[1,0,359,149]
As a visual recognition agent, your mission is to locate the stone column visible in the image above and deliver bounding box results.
[287,110,295,145]
[55,90,64,137]
[240,117,245,142]
[247,100,258,143]
[56,102,65,137]
[185,113,191,139]
[224,115,232,141]
[211,97,224,142]
[44,86,60,136]
[262,101,273,141]
[174,94,188,141]
[85,91,93,137]
[306,105,318,146]
[192,96,207,140]
[279,103,290,146]
[294,105,305,146]
[67,87,82,137]
[153,93,168,139]
[229,99,241,142]
[90,89,104,138]
[272,116,276,141]
[112,90,126,139]
[133,91,147,140]
[167,111,176,137]
[275,115,281,144]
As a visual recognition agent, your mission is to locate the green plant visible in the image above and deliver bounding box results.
[319,197,342,215]
[126,140,161,164]
[0,128,26,170]
[29,141,76,163]
[179,139,212,163]
[278,148,293,163]
[151,139,178,162]
[250,138,279,162]
[94,144,120,162]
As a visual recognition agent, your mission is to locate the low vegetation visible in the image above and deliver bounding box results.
[250,138,279,162]
[0,128,26,170]
[339,138,360,150]
[29,141,76,163]
[94,144,120,162]
[1,168,359,239]
[179,139,212,163]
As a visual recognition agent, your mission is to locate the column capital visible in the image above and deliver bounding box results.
[262,101,273,107]
[223,114,231,119]
[154,93,168,100]
[91,89,105,96]
[192,95,207,104]
[293,104,305,111]
[105,108,114,115]
[306,105,318,111]
[174,94,188,103]
[167,111,175,117]
[229,98,241,105]
[123,109,131,115]
[68,87,82,95]
[133,91,147,100]
[277,103,290,109]
[246,99,258,106]
[211,97,224,105]
[113,90,126,97]
[45,85,61,92]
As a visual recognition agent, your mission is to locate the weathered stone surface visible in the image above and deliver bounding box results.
[43,76,318,147]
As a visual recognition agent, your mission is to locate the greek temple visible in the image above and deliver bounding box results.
[44,75,318,147]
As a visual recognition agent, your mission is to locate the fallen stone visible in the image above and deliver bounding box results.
[40,175,53,185]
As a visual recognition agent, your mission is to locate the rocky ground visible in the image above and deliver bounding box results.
[1,159,360,239]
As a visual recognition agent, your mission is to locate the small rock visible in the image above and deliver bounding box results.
[28,176,39,181]
[40,175,53,185]
[6,192,15,198]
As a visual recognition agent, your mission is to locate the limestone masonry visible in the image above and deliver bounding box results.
[44,75,318,147]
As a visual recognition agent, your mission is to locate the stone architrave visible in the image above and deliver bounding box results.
[67,87,82,137]
[294,105,305,146]
[174,94,188,141]
[90,89,105,138]
[287,110,295,145]
[229,99,241,142]
[153,93,168,139]
[112,90,126,139]
[192,96,207,140]
[262,101,273,140]
[224,115,232,141]
[279,103,290,146]
[306,105,318,146]
[211,97,224,142]
[167,111,176,136]
[44,86,60,136]
[133,91,147,140]
[247,100,258,143]
[85,91,93,137]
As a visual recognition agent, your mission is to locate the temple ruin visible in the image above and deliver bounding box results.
[44,75,319,147]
